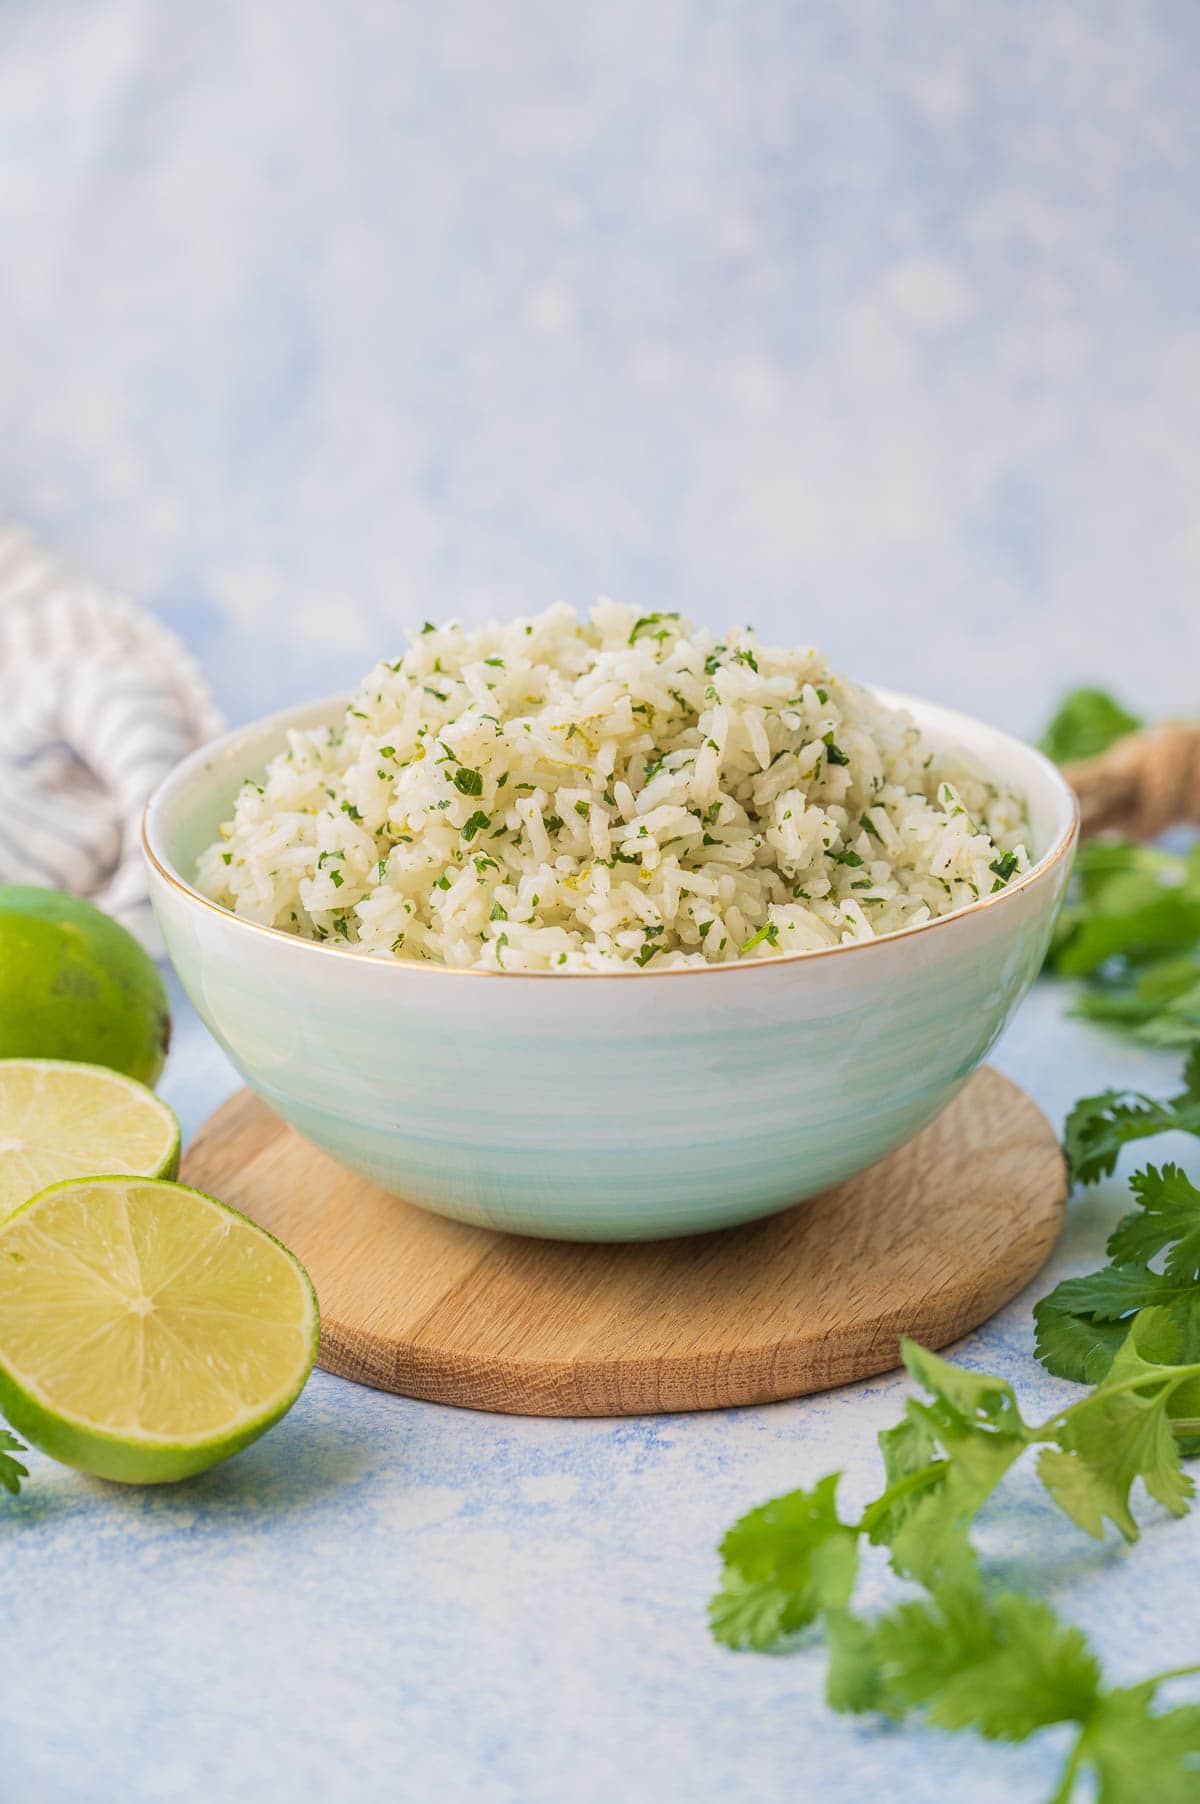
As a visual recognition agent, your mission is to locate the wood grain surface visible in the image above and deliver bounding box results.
[180,1066,1066,1417]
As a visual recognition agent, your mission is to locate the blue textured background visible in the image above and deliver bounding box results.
[3,4,1200,1799]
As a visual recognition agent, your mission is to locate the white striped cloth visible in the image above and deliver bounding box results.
[0,522,222,951]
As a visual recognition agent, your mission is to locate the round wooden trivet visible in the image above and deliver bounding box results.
[180,1065,1065,1417]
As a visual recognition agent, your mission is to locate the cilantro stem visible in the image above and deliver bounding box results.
[857,1459,948,1534]
[1034,1364,1200,1430]
[1144,1663,1200,1685]
[1048,1737,1086,1804]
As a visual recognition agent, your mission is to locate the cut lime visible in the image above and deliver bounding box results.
[0,1176,319,1483]
[0,1059,180,1219]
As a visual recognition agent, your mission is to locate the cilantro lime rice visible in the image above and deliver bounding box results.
[197,602,1031,971]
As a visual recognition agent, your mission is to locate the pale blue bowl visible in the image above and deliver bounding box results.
[145,691,1077,1241]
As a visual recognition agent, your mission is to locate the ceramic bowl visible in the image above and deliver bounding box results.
[144,690,1078,1241]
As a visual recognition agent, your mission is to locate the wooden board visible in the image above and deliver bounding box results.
[181,1066,1065,1417]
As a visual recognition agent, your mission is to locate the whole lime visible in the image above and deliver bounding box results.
[0,887,170,1084]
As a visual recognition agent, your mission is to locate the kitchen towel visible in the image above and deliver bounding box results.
[0,521,222,951]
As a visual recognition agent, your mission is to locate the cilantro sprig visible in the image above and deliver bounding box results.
[1039,686,1200,1053]
[711,1333,1200,1795]
[1051,840,1200,978]
[0,1428,28,1494]
[1036,1052,1200,1382]
[856,1584,1200,1800]
[1063,1048,1200,1184]
[1046,829,1200,1053]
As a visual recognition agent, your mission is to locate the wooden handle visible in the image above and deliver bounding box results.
[1064,723,1200,841]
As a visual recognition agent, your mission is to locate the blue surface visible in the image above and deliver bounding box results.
[2,3,1200,1799]
[8,979,1200,1803]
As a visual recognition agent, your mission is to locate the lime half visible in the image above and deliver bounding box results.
[0,1059,180,1219]
[0,1176,319,1483]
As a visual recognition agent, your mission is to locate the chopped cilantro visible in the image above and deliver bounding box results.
[453,767,484,797]
[628,611,679,646]
[989,850,1019,886]
[740,922,780,954]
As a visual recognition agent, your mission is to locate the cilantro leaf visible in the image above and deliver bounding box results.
[1038,1308,1198,1541]
[1057,891,1200,981]
[1049,840,1200,999]
[1064,1051,1200,1183]
[863,1581,1200,1803]
[1073,955,1200,1050]
[1033,1259,1193,1383]
[1038,687,1142,765]
[1080,1683,1200,1804]
[1033,1296,1133,1384]
[867,1413,942,1542]
[1036,1158,1200,1382]
[871,1581,1102,1740]
[709,1473,859,1651]
[822,1607,883,1714]
[1038,1398,1189,1543]
[863,1344,1031,1586]
[0,1427,28,1494]
[899,1340,1031,1441]
[1109,1164,1200,1282]
[1040,1262,1187,1322]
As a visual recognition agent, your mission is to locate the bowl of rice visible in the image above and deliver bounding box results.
[145,602,1078,1240]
